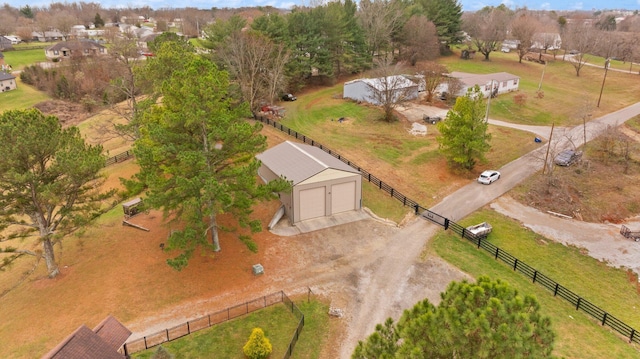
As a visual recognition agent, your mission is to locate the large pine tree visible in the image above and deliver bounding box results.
[353,276,556,358]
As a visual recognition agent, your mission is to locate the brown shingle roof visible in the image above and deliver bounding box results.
[41,326,124,359]
[93,315,132,350]
[41,316,131,359]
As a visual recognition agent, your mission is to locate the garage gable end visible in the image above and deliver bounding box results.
[257,141,359,185]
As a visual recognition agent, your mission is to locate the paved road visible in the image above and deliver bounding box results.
[430,102,640,220]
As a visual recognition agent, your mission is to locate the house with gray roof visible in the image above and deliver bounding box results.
[343,75,419,105]
[0,71,17,92]
[439,71,520,98]
[45,40,107,61]
[257,141,362,224]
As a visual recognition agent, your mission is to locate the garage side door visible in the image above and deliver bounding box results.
[331,181,356,214]
[299,187,326,221]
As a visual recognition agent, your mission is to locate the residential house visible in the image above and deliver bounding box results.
[45,40,107,61]
[4,35,21,44]
[32,30,66,42]
[438,72,520,98]
[343,75,419,105]
[501,39,520,52]
[532,33,562,51]
[42,316,131,359]
[0,36,13,50]
[0,71,17,92]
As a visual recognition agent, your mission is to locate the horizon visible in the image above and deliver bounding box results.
[3,0,639,13]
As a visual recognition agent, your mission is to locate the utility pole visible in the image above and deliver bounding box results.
[543,123,555,175]
[597,58,611,108]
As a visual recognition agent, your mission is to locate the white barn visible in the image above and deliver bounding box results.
[343,75,419,105]
[439,71,520,98]
[257,141,362,225]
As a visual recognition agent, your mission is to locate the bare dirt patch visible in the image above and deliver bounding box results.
[34,100,92,127]
[512,126,640,223]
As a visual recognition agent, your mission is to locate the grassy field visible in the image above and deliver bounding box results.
[275,84,541,209]
[429,209,640,358]
[132,299,329,359]
[440,49,640,126]
[0,77,50,112]
[2,48,47,71]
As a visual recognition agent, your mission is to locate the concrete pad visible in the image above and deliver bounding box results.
[269,210,373,236]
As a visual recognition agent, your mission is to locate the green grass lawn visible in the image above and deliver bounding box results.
[131,298,329,359]
[429,209,640,358]
[439,49,640,126]
[2,48,47,71]
[0,77,50,112]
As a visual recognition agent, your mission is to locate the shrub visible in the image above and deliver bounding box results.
[151,345,174,359]
[514,92,527,107]
[243,327,272,359]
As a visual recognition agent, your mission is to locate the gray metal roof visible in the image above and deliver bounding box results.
[257,141,360,185]
[449,71,519,87]
[0,72,15,81]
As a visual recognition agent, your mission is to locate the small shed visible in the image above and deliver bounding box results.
[343,75,419,105]
[122,197,142,219]
[256,141,362,224]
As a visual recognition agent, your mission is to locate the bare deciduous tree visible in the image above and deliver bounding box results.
[368,56,412,122]
[398,15,439,66]
[357,0,405,60]
[218,30,291,111]
[414,61,447,102]
[565,22,599,76]
[510,13,541,63]
[463,6,511,60]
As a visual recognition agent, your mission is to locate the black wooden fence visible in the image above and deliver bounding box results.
[122,291,304,357]
[105,150,134,166]
[253,113,640,345]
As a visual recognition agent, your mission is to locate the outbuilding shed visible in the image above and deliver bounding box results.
[343,75,419,105]
[257,141,362,224]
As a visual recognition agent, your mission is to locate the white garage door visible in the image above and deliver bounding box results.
[331,181,356,214]
[299,187,326,221]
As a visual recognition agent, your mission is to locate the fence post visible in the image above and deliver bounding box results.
[602,312,608,326]
[533,271,538,283]
[391,188,394,197]
[477,236,482,248]
[461,228,466,238]
[144,336,148,350]
[444,218,449,230]
[208,314,211,327]
[414,204,419,215]
[576,297,581,310]
[554,283,559,296]
[166,328,169,340]
[379,180,382,189]
[187,321,190,334]
[513,258,518,271]
[630,329,636,343]
[495,247,499,259]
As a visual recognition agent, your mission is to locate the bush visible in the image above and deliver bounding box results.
[151,345,174,359]
[243,327,272,359]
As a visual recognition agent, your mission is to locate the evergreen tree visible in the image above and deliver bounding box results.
[417,0,463,53]
[129,52,290,270]
[19,5,34,19]
[436,85,491,170]
[353,276,556,358]
[0,109,111,278]
[243,327,272,359]
[94,13,105,28]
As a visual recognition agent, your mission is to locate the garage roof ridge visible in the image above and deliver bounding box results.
[287,141,329,169]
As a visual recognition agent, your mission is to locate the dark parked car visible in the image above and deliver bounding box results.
[282,93,297,101]
[554,149,582,166]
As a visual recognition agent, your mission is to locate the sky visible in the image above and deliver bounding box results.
[5,0,640,13]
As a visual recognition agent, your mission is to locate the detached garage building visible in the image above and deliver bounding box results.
[257,141,362,224]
